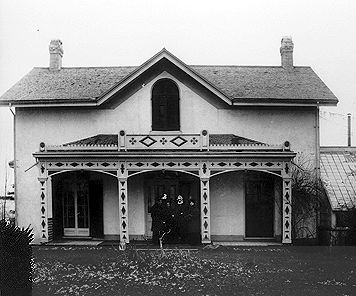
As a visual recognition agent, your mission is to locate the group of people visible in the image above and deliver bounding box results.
[151,193,200,245]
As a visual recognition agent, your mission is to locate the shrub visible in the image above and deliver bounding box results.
[291,156,329,241]
[0,220,34,296]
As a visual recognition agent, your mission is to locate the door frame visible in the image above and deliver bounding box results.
[62,178,90,237]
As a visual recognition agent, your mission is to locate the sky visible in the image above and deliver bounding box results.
[0,0,356,194]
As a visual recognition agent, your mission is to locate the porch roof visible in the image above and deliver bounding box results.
[34,133,296,160]
[320,147,356,211]
[62,134,264,147]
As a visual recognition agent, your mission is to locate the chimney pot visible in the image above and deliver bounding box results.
[49,40,63,71]
[280,36,294,70]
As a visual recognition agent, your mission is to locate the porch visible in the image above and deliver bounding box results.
[33,131,295,244]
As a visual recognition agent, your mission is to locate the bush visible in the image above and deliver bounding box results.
[0,220,34,296]
[291,156,329,241]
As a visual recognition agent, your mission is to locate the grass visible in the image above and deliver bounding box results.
[32,245,356,296]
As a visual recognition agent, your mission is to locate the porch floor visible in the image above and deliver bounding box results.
[44,239,282,247]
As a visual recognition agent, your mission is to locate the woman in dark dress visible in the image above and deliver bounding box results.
[151,194,166,245]
[174,195,188,243]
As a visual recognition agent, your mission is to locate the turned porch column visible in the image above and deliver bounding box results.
[38,161,53,243]
[118,161,129,243]
[200,161,211,244]
[282,162,292,244]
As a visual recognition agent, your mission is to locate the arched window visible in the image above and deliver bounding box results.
[152,79,180,131]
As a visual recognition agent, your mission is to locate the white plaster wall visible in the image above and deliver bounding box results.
[210,172,245,237]
[128,175,145,235]
[14,71,317,242]
[101,174,119,235]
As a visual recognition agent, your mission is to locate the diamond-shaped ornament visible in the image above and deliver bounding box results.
[170,136,187,147]
[139,136,157,147]
[203,221,208,229]
[203,206,208,215]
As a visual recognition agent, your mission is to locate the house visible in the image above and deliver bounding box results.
[0,37,338,245]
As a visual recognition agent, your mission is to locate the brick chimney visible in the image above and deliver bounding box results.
[49,40,63,71]
[280,36,294,70]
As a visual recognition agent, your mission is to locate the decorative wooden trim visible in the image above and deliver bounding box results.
[38,175,48,243]
[46,160,118,171]
[210,143,284,150]
[208,160,283,171]
[120,133,204,150]
[200,177,211,243]
[126,160,201,171]
[118,161,129,243]
[36,157,294,245]
[282,177,292,243]
[46,144,117,151]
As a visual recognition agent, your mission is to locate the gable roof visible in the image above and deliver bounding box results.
[320,147,356,211]
[0,48,338,107]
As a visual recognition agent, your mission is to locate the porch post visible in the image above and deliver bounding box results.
[200,161,211,244]
[38,161,49,243]
[118,161,129,243]
[282,162,292,244]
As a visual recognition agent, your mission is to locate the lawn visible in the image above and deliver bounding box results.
[32,245,356,296]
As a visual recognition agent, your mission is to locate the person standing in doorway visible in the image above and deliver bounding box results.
[151,194,166,245]
[174,195,188,243]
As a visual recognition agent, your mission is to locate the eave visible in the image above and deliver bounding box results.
[33,150,296,159]
[232,97,338,107]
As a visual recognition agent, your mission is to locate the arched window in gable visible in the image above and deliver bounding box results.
[152,79,180,131]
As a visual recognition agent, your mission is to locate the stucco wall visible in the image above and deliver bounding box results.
[128,175,145,235]
[14,71,317,242]
[101,174,119,236]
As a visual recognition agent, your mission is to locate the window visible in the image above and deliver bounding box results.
[152,79,180,131]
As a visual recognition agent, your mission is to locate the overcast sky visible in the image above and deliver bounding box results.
[0,0,355,194]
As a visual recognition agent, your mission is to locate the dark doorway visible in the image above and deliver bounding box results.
[89,180,104,238]
[245,172,275,238]
[144,171,200,244]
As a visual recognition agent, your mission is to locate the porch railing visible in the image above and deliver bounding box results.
[118,130,209,150]
[43,130,289,152]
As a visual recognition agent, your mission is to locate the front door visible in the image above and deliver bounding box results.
[145,176,178,237]
[63,182,90,237]
[245,175,274,238]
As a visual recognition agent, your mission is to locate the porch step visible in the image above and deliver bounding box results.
[46,239,103,246]
[213,241,282,247]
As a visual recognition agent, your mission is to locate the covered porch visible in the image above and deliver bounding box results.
[34,131,295,245]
